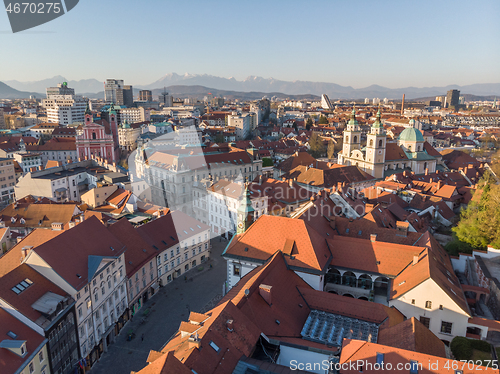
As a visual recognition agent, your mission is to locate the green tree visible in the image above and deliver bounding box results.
[262,158,273,167]
[318,115,329,125]
[308,132,326,158]
[452,174,500,249]
[305,118,313,131]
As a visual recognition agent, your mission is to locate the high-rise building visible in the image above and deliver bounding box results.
[46,82,75,97]
[446,89,460,108]
[139,90,153,102]
[42,86,86,125]
[104,79,124,103]
[122,85,134,107]
[321,94,333,110]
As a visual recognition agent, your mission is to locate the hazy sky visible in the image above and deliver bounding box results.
[0,0,499,88]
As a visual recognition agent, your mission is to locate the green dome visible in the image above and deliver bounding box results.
[399,127,424,142]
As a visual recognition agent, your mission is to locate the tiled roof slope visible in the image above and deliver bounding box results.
[377,317,446,358]
[224,215,332,272]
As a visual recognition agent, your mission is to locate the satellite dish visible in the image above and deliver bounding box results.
[244,289,250,296]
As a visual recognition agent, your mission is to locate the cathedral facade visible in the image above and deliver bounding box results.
[338,108,439,179]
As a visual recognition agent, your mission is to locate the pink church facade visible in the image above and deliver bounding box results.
[76,110,117,162]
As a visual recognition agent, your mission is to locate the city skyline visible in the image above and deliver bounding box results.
[1,0,499,88]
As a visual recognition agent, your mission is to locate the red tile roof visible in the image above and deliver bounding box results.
[0,308,45,374]
[340,338,499,374]
[224,215,332,272]
[30,216,126,291]
[377,317,446,358]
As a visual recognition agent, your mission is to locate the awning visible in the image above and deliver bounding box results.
[150,282,159,291]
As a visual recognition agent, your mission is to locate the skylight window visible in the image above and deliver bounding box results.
[11,278,33,294]
[209,340,220,352]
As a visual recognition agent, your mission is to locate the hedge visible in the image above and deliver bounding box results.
[450,337,473,360]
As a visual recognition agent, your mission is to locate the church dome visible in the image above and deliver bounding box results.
[399,127,424,142]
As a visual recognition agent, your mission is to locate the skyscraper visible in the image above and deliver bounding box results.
[104,79,124,103]
[446,89,460,108]
[139,90,153,102]
[42,82,86,125]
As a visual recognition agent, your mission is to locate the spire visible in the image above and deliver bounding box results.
[85,101,92,115]
[372,104,383,128]
[347,105,359,128]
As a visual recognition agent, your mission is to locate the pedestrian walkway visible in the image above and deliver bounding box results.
[88,239,228,374]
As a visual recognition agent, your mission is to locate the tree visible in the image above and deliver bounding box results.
[305,118,313,131]
[262,158,273,167]
[308,132,326,158]
[327,139,336,160]
[452,174,500,249]
[318,115,329,125]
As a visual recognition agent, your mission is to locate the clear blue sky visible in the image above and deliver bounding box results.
[0,0,499,88]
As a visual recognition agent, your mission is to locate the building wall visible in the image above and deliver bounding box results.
[126,260,157,316]
[157,231,210,286]
[19,341,51,374]
[388,278,470,342]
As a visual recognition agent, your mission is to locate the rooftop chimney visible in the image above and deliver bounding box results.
[370,234,377,242]
[259,284,272,306]
[413,255,419,266]
[188,334,201,349]
[289,179,293,188]
[21,246,33,260]
[437,180,443,190]
[396,221,409,237]
[425,168,429,176]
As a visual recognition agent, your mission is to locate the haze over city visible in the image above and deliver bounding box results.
[1,0,499,88]
[1,1,500,374]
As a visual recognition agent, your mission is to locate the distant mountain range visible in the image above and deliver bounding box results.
[0,81,40,99]
[2,73,500,100]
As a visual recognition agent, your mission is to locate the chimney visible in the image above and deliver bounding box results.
[370,234,377,242]
[437,180,442,190]
[188,334,201,349]
[39,165,44,171]
[21,246,33,260]
[226,319,234,332]
[429,178,433,183]
[329,216,336,229]
[425,168,429,175]
[80,213,85,222]
[396,221,409,237]
[288,179,293,188]
[413,255,419,266]
[68,221,76,228]
[401,94,405,116]
[259,284,272,306]
[259,175,263,185]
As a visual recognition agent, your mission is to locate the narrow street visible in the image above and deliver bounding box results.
[88,238,228,374]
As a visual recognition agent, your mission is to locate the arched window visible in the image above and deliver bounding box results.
[369,139,373,147]
[353,136,358,143]
[379,139,383,147]
[346,135,349,143]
